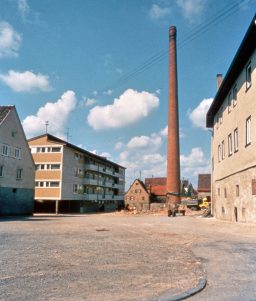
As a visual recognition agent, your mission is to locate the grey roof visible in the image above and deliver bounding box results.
[0,106,13,125]
[206,15,256,127]
[28,133,126,169]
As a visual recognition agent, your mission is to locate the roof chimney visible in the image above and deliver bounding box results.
[217,74,223,89]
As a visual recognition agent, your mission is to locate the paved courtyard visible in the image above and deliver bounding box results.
[0,213,256,301]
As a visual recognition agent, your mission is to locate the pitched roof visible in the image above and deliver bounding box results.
[206,15,256,127]
[126,178,149,195]
[197,174,211,192]
[145,177,167,196]
[28,133,125,169]
[0,106,13,125]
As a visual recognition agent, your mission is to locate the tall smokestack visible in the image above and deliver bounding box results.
[166,26,180,205]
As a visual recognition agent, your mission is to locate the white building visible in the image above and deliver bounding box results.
[28,134,125,213]
[206,15,256,223]
[0,106,35,216]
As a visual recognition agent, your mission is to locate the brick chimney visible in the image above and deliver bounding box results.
[217,74,223,89]
[166,26,180,205]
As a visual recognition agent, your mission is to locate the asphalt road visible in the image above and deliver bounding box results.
[167,216,256,301]
[0,213,256,301]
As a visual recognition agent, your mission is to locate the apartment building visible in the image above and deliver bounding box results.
[0,106,35,215]
[28,134,125,213]
[206,15,256,223]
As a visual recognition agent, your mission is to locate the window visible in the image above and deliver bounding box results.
[14,148,21,159]
[0,165,3,177]
[51,164,60,170]
[234,128,238,152]
[221,140,225,160]
[51,147,61,152]
[50,182,59,187]
[228,134,232,156]
[228,92,232,113]
[73,184,78,193]
[236,185,239,197]
[218,144,221,162]
[246,62,252,90]
[1,144,9,156]
[245,116,251,146]
[219,108,223,124]
[233,84,237,107]
[224,187,227,198]
[16,168,23,180]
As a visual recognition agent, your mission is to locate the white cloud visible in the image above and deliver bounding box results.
[22,90,77,137]
[92,90,98,96]
[180,147,210,178]
[177,0,205,22]
[0,70,51,92]
[87,89,159,130]
[127,135,162,149]
[18,0,30,21]
[160,125,168,136]
[149,4,171,20]
[0,22,21,58]
[115,142,124,150]
[100,152,112,159]
[143,153,165,164]
[80,97,97,107]
[103,89,113,96]
[189,98,213,129]
[160,125,185,138]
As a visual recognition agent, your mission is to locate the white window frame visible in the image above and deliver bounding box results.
[16,168,23,180]
[1,144,9,156]
[234,128,238,152]
[245,116,251,146]
[14,148,21,159]
[221,140,225,160]
[228,134,232,156]
[246,62,252,90]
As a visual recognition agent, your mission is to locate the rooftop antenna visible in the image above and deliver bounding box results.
[65,128,71,142]
[45,121,49,134]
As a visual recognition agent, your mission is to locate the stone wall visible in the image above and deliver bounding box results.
[213,166,256,223]
[0,188,34,215]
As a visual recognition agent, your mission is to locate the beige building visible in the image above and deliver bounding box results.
[28,134,125,213]
[206,16,256,223]
[125,179,150,211]
[0,106,35,215]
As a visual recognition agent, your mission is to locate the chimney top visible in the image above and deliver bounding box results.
[217,74,223,89]
[169,26,177,39]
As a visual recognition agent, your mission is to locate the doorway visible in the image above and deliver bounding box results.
[234,207,238,222]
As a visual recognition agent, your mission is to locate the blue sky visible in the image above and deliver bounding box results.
[0,0,255,189]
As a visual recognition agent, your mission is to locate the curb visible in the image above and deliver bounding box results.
[159,277,207,301]
[144,276,207,301]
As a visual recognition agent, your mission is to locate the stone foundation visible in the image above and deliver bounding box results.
[213,166,256,223]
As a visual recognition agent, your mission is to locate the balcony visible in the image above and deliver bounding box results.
[83,194,97,201]
[83,178,98,186]
[114,195,124,201]
[84,163,98,172]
